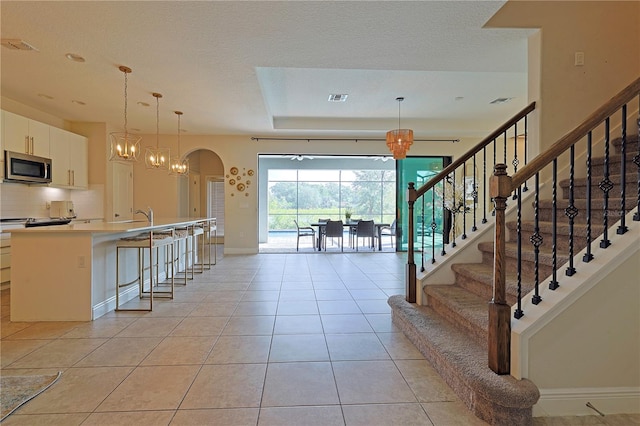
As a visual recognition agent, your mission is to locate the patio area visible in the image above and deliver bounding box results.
[259,230,445,255]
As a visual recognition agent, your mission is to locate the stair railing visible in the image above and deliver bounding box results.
[489,77,640,374]
[406,102,536,302]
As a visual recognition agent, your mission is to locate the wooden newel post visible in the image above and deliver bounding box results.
[406,182,417,303]
[488,164,512,374]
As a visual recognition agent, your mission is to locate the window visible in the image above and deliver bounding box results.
[267,169,396,230]
[207,178,225,236]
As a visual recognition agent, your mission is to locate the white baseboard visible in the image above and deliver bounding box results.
[533,387,640,417]
[91,269,172,319]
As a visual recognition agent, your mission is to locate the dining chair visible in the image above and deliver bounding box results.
[354,220,375,251]
[348,218,361,247]
[323,219,344,251]
[294,220,316,251]
[317,218,330,249]
[379,219,397,248]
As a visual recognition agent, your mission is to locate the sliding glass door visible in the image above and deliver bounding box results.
[396,156,451,252]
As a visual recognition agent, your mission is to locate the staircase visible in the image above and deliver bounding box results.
[389,61,640,421]
[391,135,638,424]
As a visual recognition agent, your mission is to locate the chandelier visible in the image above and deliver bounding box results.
[144,92,171,170]
[386,97,413,160]
[169,111,189,176]
[109,66,141,162]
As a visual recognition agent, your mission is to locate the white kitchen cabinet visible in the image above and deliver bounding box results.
[49,126,88,189]
[3,110,50,157]
[1,233,11,287]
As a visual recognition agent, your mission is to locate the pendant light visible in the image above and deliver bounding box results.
[144,92,171,170]
[386,97,413,160]
[109,66,141,162]
[169,111,189,176]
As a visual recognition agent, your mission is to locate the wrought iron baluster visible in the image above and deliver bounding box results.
[420,194,426,272]
[523,116,529,193]
[583,131,594,263]
[514,185,523,319]
[431,188,436,264]
[565,144,578,276]
[440,179,447,256]
[503,131,508,165]
[462,161,467,240]
[512,121,520,200]
[451,173,457,248]
[492,140,497,217]
[472,154,478,231]
[483,146,488,224]
[599,117,612,248]
[617,104,628,235]
[549,159,559,290]
[531,173,542,305]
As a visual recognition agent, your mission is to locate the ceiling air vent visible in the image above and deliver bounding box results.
[1,39,38,51]
[328,94,348,102]
[490,97,512,105]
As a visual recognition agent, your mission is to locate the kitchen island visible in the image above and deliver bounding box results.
[10,217,214,321]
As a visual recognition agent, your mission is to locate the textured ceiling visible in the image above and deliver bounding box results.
[1,1,534,138]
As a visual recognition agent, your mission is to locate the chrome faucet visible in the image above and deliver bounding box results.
[134,207,154,224]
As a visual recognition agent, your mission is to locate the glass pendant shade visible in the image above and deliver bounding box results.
[168,111,189,177]
[386,129,413,160]
[386,97,413,160]
[109,65,141,162]
[145,92,171,170]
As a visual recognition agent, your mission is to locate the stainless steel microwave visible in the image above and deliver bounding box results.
[4,151,52,184]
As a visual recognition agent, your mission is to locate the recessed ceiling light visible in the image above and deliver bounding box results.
[490,97,513,105]
[72,100,86,105]
[38,93,54,100]
[65,53,85,62]
[137,101,150,107]
[455,96,464,101]
[328,94,348,102]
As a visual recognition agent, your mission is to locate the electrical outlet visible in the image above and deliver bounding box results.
[575,51,584,66]
[78,256,86,268]
[46,202,50,209]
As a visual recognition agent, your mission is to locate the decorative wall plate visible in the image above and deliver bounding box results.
[230,167,239,175]
[237,183,246,192]
[247,169,254,176]
[229,179,236,185]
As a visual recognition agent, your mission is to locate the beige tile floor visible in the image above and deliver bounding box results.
[1,251,637,426]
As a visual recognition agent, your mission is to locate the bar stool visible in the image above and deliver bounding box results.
[168,227,190,285]
[195,218,217,270]
[174,224,204,279]
[190,223,205,274]
[115,229,175,312]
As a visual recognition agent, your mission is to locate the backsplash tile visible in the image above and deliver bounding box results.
[0,183,103,219]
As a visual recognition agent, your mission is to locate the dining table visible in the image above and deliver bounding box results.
[310,221,390,251]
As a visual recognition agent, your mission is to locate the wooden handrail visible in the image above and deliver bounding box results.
[412,102,536,201]
[511,77,640,189]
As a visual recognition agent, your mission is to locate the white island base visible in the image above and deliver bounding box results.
[10,218,210,321]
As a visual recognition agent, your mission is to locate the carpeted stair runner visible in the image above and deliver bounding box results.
[389,136,638,425]
[389,296,540,425]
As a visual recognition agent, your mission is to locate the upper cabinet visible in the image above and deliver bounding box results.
[3,110,50,157]
[49,126,88,189]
